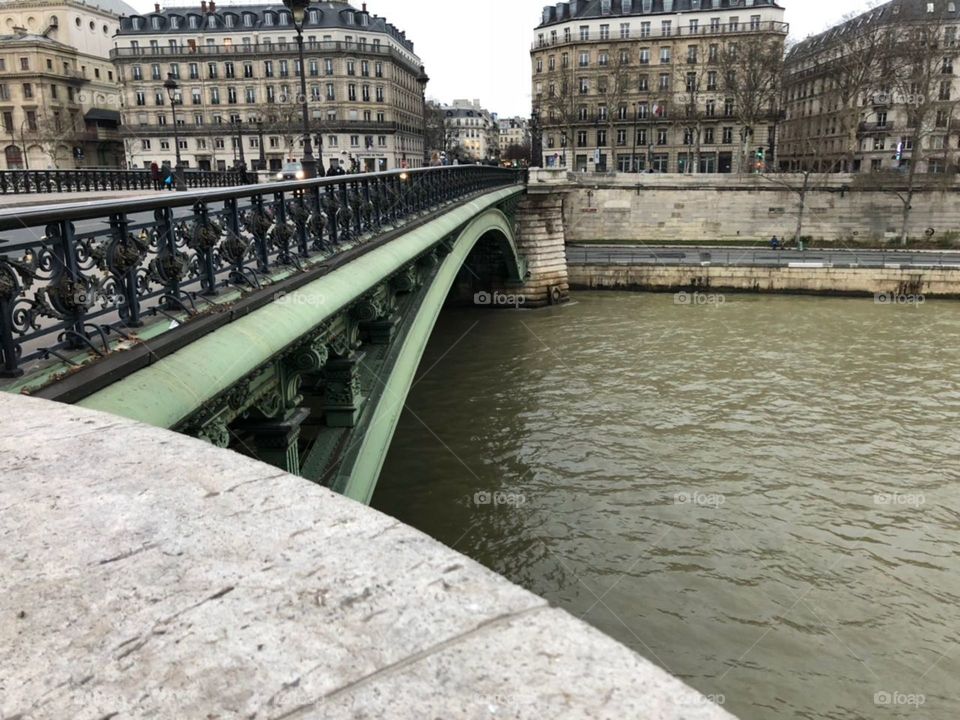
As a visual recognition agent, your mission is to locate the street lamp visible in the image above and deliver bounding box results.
[233,118,247,178]
[283,0,318,179]
[163,73,187,191]
[255,117,266,171]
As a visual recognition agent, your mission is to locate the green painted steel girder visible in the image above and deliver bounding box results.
[335,208,522,503]
[77,187,524,435]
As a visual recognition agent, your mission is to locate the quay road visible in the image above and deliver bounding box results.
[567,244,960,269]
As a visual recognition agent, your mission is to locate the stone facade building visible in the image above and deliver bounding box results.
[111,1,427,172]
[0,0,130,169]
[531,0,787,173]
[498,115,531,155]
[780,0,960,173]
[442,99,498,162]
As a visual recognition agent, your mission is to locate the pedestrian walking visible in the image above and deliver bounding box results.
[150,161,160,190]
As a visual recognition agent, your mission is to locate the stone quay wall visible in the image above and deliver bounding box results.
[529,170,960,244]
[569,263,960,298]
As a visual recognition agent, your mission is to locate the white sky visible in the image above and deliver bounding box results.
[131,0,876,116]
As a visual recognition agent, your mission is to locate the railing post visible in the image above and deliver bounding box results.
[250,193,270,272]
[153,206,184,303]
[325,183,340,247]
[107,212,143,327]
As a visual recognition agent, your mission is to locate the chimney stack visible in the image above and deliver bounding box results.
[362,2,367,10]
[154,3,160,12]
[209,0,215,10]
[200,0,207,12]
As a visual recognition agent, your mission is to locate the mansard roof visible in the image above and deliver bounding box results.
[117,1,415,53]
[537,0,782,28]
[787,0,959,61]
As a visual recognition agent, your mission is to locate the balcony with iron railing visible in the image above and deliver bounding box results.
[110,40,422,76]
[532,21,789,50]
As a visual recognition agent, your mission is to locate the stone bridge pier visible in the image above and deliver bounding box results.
[511,194,570,307]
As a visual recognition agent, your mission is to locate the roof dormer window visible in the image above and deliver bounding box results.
[264,12,274,26]
[243,13,253,27]
[151,16,160,29]
[188,15,198,28]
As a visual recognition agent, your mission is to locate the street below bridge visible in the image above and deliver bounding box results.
[567,243,960,269]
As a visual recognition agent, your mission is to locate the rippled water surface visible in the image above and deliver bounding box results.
[372,292,960,720]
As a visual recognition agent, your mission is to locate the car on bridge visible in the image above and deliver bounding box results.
[273,162,305,182]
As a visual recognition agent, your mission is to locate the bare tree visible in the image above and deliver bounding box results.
[673,40,712,174]
[538,52,580,164]
[31,107,82,169]
[886,10,958,244]
[718,34,784,174]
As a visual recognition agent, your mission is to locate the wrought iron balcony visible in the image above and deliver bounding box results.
[0,166,522,378]
[110,40,422,77]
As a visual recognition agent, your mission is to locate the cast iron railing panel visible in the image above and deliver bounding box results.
[0,169,251,195]
[0,165,522,377]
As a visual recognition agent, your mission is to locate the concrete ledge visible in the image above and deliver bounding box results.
[0,393,733,720]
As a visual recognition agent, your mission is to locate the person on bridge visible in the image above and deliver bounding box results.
[326,160,346,177]
[150,162,160,191]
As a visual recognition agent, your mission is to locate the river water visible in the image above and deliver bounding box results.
[372,291,960,720]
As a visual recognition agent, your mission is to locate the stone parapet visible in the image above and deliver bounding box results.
[0,393,734,720]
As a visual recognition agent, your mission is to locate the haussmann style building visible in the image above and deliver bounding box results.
[111,0,428,172]
[780,0,960,174]
[0,0,132,170]
[531,0,787,173]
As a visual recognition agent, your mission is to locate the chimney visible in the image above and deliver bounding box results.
[209,0,215,10]
[154,2,160,11]
[200,0,207,12]
[362,2,367,10]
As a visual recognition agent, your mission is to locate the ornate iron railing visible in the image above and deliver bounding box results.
[0,165,523,378]
[0,169,251,195]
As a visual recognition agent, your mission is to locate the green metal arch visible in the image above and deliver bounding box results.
[337,208,524,503]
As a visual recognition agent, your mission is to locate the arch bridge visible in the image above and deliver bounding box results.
[0,166,560,503]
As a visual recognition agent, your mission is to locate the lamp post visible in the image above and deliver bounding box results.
[234,118,247,179]
[255,118,266,171]
[283,0,318,179]
[163,73,186,191]
[631,102,639,173]
[530,108,541,168]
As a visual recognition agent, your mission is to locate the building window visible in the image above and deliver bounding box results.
[600,24,609,40]
[617,129,627,145]
[620,22,630,39]
[639,48,650,64]
[722,127,733,144]
[659,74,670,90]
[22,83,32,99]
[326,83,335,101]
[580,52,589,67]
[580,25,589,41]
[660,47,671,64]
[577,130,587,146]
[638,75,649,91]
[19,57,28,71]
[704,127,715,144]
[579,78,589,94]
[637,128,647,145]
[640,21,650,38]
[662,20,672,37]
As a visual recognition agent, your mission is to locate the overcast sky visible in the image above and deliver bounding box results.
[134,0,877,116]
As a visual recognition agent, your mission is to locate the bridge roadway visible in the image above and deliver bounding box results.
[567,244,960,268]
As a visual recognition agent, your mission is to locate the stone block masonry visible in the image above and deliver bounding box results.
[530,170,960,245]
[511,194,570,307]
[569,264,960,298]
